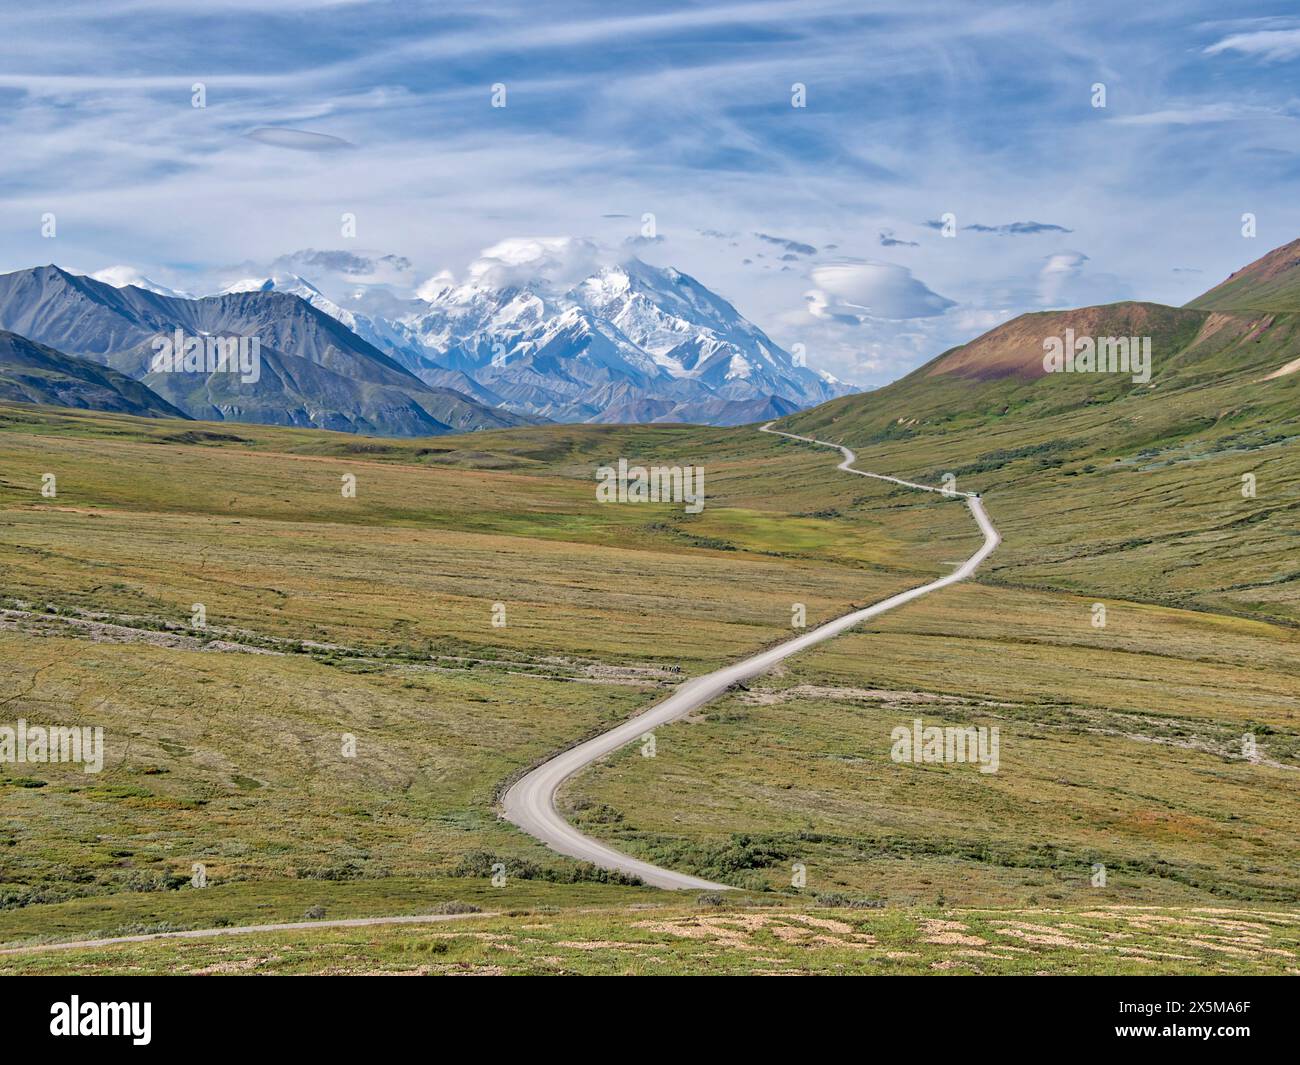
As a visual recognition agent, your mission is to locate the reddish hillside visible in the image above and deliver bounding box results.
[1188,236,1300,313]
[924,303,1208,381]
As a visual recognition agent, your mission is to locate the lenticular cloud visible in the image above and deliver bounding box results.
[808,261,955,321]
[246,127,354,152]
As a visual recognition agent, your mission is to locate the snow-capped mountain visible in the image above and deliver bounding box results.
[9,247,854,430]
[215,273,509,409]
[89,266,192,299]
[219,274,351,321]
[293,254,855,425]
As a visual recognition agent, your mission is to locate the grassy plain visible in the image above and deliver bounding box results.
[0,401,972,945]
[566,581,1299,904]
[1,374,1297,970]
[3,902,1296,975]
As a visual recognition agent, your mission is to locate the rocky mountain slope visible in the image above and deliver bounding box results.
[0,266,531,435]
[0,330,185,418]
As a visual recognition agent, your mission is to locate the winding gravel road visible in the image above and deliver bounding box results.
[501,423,1001,890]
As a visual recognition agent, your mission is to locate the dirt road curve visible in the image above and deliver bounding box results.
[500,423,1000,889]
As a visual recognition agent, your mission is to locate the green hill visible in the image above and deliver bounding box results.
[1188,236,1300,314]
[777,239,1300,625]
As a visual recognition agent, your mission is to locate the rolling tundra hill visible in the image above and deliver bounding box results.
[785,297,1296,442]
[785,238,1300,439]
[777,237,1300,625]
[1187,235,1300,314]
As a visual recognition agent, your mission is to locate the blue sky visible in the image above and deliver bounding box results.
[3,1,1300,386]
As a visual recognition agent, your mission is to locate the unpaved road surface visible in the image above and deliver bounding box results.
[501,423,1001,889]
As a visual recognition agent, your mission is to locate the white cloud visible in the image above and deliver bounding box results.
[1038,251,1089,306]
[414,270,456,301]
[464,237,604,291]
[87,265,188,297]
[1110,103,1281,125]
[245,127,355,152]
[951,307,1014,333]
[806,261,955,321]
[1205,28,1300,62]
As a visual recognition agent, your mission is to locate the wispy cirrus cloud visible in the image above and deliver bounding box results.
[1204,27,1300,62]
[1108,102,1287,125]
[246,128,355,152]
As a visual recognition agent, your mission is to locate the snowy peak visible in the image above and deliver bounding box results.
[363,253,854,422]
[566,259,818,393]
[218,274,355,329]
[89,266,191,299]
